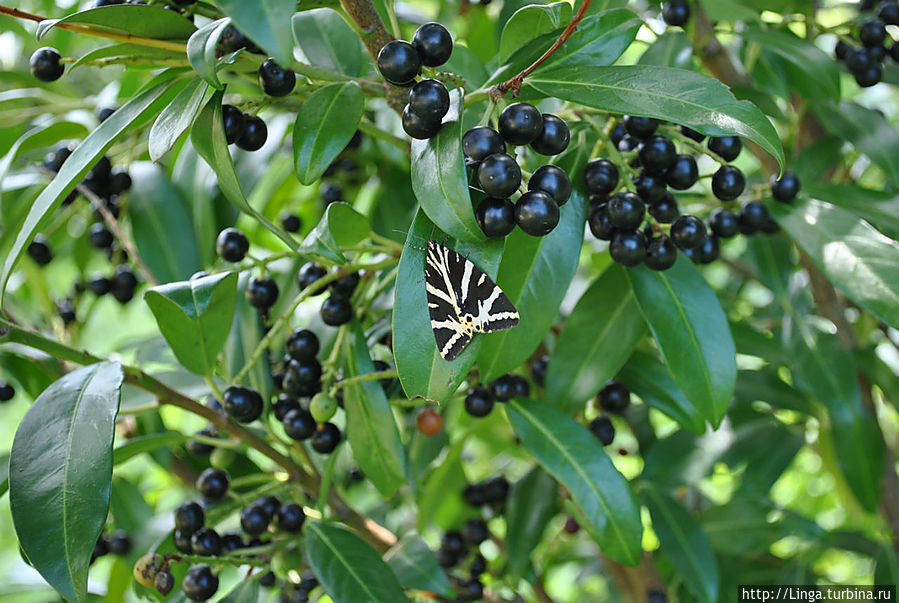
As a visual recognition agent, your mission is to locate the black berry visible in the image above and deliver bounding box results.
[408,79,450,121]
[402,104,442,139]
[111,265,138,303]
[854,63,883,87]
[635,172,667,204]
[610,231,647,267]
[463,126,504,165]
[650,193,680,224]
[681,125,705,142]
[624,115,659,139]
[236,115,267,151]
[412,22,453,67]
[258,58,296,97]
[240,503,272,535]
[662,0,690,26]
[175,501,205,533]
[221,105,244,143]
[155,570,175,596]
[222,385,264,423]
[272,394,300,421]
[771,172,801,202]
[707,136,742,162]
[465,386,495,417]
[190,528,223,556]
[584,158,619,195]
[740,201,770,230]
[283,408,316,441]
[710,209,739,238]
[281,213,301,233]
[216,227,249,262]
[107,530,132,555]
[529,165,571,205]
[498,102,543,145]
[859,18,887,48]
[590,416,615,446]
[320,295,353,326]
[286,329,320,361]
[515,190,560,237]
[608,192,645,230]
[598,381,630,413]
[670,214,707,250]
[530,114,570,156]
[277,502,306,532]
[477,153,522,198]
[30,47,64,82]
[695,236,720,264]
[183,565,218,601]
[588,202,615,241]
[246,275,279,311]
[665,154,699,190]
[881,2,899,25]
[644,235,677,271]
[174,529,193,553]
[0,381,14,402]
[712,165,745,201]
[27,235,53,266]
[531,355,549,387]
[476,197,515,238]
[196,468,230,501]
[377,40,421,86]
[297,262,328,294]
[311,422,342,453]
[638,136,677,174]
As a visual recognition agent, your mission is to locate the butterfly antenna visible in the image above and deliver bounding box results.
[398,230,429,252]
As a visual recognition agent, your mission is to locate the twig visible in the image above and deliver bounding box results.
[330,369,397,396]
[490,0,593,100]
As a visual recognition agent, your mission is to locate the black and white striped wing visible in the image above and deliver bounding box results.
[425,240,519,361]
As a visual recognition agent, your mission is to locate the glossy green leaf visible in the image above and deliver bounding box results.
[524,65,784,168]
[9,362,123,603]
[298,202,370,265]
[505,466,559,579]
[638,31,693,68]
[812,101,899,187]
[294,82,364,185]
[113,432,188,466]
[499,2,571,62]
[144,272,238,376]
[292,9,362,76]
[393,210,503,402]
[626,261,736,427]
[0,77,181,308]
[477,144,588,381]
[618,350,706,434]
[213,0,296,66]
[128,162,202,283]
[734,369,811,415]
[545,264,646,414]
[36,5,196,40]
[342,322,406,497]
[190,90,298,250]
[507,399,642,566]
[305,520,411,603]
[69,43,185,71]
[411,89,485,244]
[109,477,154,537]
[219,579,260,603]
[385,534,454,597]
[187,18,231,90]
[742,30,840,101]
[769,198,899,331]
[803,182,899,232]
[642,484,719,603]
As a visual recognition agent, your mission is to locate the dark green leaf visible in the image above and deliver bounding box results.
[524,65,784,168]
[812,101,899,187]
[411,89,484,244]
[186,18,231,90]
[507,399,642,566]
[292,9,362,76]
[385,534,454,597]
[641,430,724,489]
[638,31,693,68]
[342,322,406,497]
[305,520,411,603]
[544,264,646,414]
[505,466,559,579]
[213,0,296,66]
[9,362,123,603]
[742,30,840,101]
[219,579,260,603]
[393,210,502,402]
[642,484,718,603]
[719,418,804,495]
[294,82,364,185]
[499,2,571,62]
[477,144,588,381]
[109,477,153,536]
[734,369,811,415]
[113,432,188,466]
[697,0,762,22]
[144,272,238,376]
[36,5,196,40]
[128,162,202,283]
[190,90,298,250]
[299,202,371,264]
[70,43,185,71]
[701,499,785,556]
[769,198,899,331]
[618,350,706,434]
[0,77,182,307]
[627,261,736,427]
[803,182,899,232]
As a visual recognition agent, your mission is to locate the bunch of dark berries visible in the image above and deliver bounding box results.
[834,1,899,87]
[222,104,268,151]
[585,115,800,269]
[464,373,530,418]
[377,23,455,139]
[90,529,132,564]
[464,102,571,239]
[588,380,632,446]
[435,519,490,600]
[318,130,364,206]
[297,259,360,327]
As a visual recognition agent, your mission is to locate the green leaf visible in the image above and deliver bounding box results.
[505,466,559,579]
[719,417,804,495]
[292,9,362,76]
[769,198,899,331]
[734,369,811,415]
[113,432,188,466]
[0,77,182,308]
[642,484,719,603]
[342,322,406,498]
[187,18,231,90]
[802,182,899,232]
[416,436,477,531]
[37,5,196,40]
[524,65,784,168]
[477,144,588,381]
[411,89,485,244]
[128,162,202,283]
[812,101,899,187]
[499,2,571,63]
[109,477,153,536]
[305,520,411,603]
[626,261,736,427]
[742,29,840,101]
[393,210,503,402]
[293,82,364,185]
[9,362,123,603]
[618,351,706,434]
[544,264,646,414]
[638,31,693,68]
[697,0,762,22]
[214,0,296,67]
[219,579,260,603]
[385,534,454,597]
[69,43,185,71]
[507,399,643,566]
[144,272,238,376]
[190,89,298,250]
[298,202,370,265]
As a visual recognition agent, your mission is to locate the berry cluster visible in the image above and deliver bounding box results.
[222,104,268,152]
[589,381,631,446]
[377,23,455,139]
[835,1,899,87]
[435,519,490,600]
[585,116,799,269]
[464,103,571,238]
[464,373,530,418]
[90,529,131,564]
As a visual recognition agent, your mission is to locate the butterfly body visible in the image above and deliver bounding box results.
[424,240,519,361]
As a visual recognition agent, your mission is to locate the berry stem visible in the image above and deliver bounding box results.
[168,552,270,568]
[489,0,594,100]
[329,369,397,396]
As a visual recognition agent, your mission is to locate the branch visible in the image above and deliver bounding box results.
[490,0,593,100]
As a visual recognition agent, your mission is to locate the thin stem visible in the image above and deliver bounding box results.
[490,0,593,99]
[357,119,409,153]
[330,369,397,396]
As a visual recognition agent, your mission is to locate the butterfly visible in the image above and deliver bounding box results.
[424,240,519,361]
